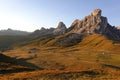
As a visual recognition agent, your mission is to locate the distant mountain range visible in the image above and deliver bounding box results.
[0,28,30,35]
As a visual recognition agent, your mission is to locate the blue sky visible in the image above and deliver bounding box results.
[0,0,120,32]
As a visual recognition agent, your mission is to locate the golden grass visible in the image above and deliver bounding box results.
[1,34,120,79]
[0,68,120,80]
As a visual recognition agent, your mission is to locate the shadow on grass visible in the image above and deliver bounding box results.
[81,70,100,76]
[0,53,43,74]
[102,64,120,70]
[16,57,44,70]
[0,68,34,74]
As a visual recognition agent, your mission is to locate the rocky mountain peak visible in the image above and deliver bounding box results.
[67,9,120,40]
[91,9,102,16]
[53,22,67,35]
[57,22,66,29]
[68,9,108,34]
[40,27,46,31]
[31,9,120,40]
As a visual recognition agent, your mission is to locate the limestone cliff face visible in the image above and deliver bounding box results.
[67,9,120,40]
[104,24,120,40]
[31,9,120,40]
[68,9,108,34]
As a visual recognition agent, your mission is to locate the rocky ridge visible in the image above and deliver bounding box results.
[66,9,120,40]
[33,9,120,40]
[68,9,108,34]
[27,9,120,48]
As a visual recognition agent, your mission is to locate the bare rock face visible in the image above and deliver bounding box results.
[53,22,67,35]
[67,9,120,40]
[31,9,120,40]
[91,9,102,16]
[68,9,108,34]
[104,24,120,40]
[117,26,120,29]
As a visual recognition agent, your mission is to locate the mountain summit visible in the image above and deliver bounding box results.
[53,22,67,35]
[68,9,107,34]
[67,9,120,40]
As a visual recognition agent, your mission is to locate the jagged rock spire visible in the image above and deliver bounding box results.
[91,9,102,16]
[68,9,108,34]
[67,9,120,40]
[53,22,67,35]
[57,22,66,29]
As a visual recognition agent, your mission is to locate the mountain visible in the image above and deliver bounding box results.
[44,9,120,47]
[53,22,67,35]
[31,22,67,36]
[31,27,55,36]
[0,28,30,36]
[16,9,120,48]
[68,9,107,34]
[67,9,120,40]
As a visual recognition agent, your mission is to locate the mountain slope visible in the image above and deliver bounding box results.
[2,34,120,80]
[0,35,32,51]
[77,34,120,52]
[67,9,120,40]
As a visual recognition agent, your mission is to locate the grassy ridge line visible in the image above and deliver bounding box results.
[0,69,100,79]
[1,68,120,80]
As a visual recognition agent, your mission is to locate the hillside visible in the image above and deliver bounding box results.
[0,29,31,51]
[77,34,120,52]
[0,35,33,51]
[0,53,42,75]
[2,34,120,80]
[3,34,120,69]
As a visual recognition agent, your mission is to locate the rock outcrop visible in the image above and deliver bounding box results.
[68,9,120,40]
[53,22,67,35]
[117,26,120,29]
[91,9,102,16]
[68,9,107,34]
[30,9,120,44]
[104,24,120,40]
